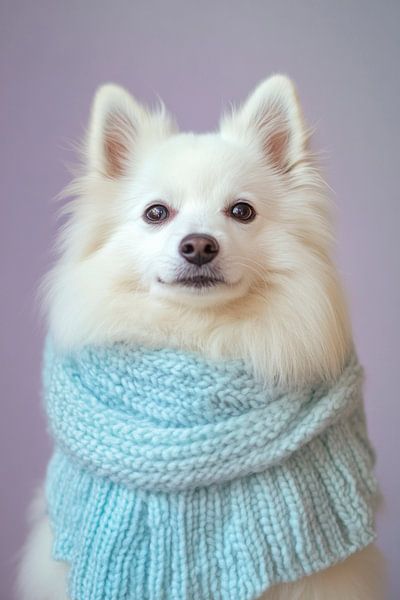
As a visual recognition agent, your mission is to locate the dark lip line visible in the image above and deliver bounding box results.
[157,276,226,288]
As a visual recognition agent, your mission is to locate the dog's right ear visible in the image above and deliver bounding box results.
[87,84,175,179]
[220,75,308,174]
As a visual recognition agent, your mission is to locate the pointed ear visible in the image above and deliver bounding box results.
[220,75,309,173]
[87,84,175,178]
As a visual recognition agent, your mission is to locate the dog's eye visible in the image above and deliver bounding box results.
[230,202,256,222]
[144,204,169,223]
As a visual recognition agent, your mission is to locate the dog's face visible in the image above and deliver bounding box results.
[111,131,286,308]
[67,76,318,309]
[48,76,349,383]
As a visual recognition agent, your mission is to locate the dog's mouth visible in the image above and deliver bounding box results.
[157,274,226,289]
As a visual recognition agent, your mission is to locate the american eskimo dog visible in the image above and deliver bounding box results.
[18,75,384,600]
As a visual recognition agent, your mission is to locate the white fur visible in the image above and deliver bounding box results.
[16,490,69,600]
[19,75,384,598]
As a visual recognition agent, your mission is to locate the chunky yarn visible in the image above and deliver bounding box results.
[44,340,378,600]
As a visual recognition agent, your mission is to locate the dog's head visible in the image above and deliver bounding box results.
[46,76,350,384]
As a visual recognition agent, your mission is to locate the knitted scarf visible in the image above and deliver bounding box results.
[43,340,378,600]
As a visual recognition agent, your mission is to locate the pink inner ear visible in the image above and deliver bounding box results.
[104,134,127,178]
[251,100,292,172]
[103,112,134,178]
[264,129,290,171]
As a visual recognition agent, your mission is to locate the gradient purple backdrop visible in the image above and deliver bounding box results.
[1,1,399,598]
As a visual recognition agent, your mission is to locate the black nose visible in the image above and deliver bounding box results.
[179,233,219,266]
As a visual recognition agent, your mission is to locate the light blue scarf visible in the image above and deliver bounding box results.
[44,340,378,600]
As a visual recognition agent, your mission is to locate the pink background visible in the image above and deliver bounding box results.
[1,1,399,598]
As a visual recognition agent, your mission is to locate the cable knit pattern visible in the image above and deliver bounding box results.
[43,340,378,600]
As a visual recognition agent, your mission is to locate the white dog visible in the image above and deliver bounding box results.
[18,75,384,599]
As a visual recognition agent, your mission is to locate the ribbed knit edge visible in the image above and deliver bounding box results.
[46,408,378,600]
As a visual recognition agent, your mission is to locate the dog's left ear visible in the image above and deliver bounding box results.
[220,75,308,173]
[87,84,175,178]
